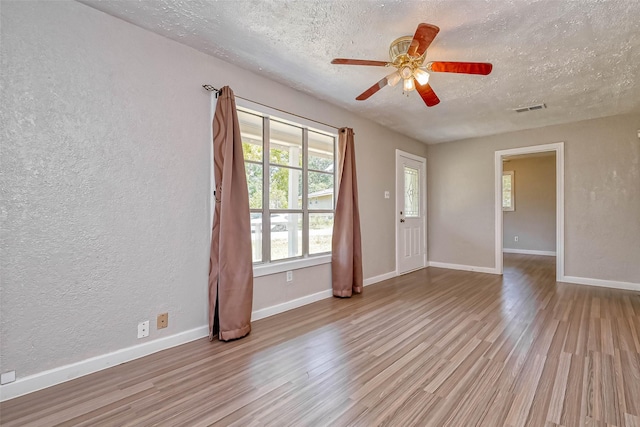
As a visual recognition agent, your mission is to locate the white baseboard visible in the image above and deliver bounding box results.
[251,289,333,321]
[251,271,397,322]
[503,248,557,256]
[364,271,396,287]
[0,325,209,402]
[428,261,500,275]
[560,275,640,292]
[0,270,411,402]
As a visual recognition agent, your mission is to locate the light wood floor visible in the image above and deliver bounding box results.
[2,254,639,426]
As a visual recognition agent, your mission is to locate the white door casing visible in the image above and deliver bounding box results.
[396,150,427,275]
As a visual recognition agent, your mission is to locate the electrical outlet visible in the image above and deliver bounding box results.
[286,270,293,282]
[1,371,16,385]
[137,320,149,338]
[515,236,519,242]
[157,313,168,329]
[384,191,390,199]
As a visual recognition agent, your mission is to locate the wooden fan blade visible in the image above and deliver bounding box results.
[428,61,493,75]
[407,23,440,57]
[331,58,389,66]
[416,82,440,107]
[356,77,389,101]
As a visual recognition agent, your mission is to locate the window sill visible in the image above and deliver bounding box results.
[253,254,332,278]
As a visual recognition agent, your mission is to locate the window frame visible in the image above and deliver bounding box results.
[502,170,515,211]
[237,102,337,275]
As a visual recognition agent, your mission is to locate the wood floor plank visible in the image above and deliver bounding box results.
[620,350,640,416]
[504,353,547,426]
[547,351,573,424]
[625,412,640,427]
[1,254,638,426]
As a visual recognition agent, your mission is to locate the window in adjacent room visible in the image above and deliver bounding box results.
[238,108,336,264]
[502,170,515,211]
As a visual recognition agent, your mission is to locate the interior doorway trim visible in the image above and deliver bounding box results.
[494,142,565,280]
[395,149,427,275]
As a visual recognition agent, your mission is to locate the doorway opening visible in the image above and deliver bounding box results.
[494,143,564,280]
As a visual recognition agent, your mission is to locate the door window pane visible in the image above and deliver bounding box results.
[404,166,420,217]
[270,213,302,260]
[270,120,302,168]
[269,166,302,209]
[308,171,334,209]
[308,131,334,172]
[309,213,333,254]
[238,110,263,162]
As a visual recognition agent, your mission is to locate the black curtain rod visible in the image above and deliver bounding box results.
[203,84,340,130]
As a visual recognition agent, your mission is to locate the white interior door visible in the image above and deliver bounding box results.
[396,151,426,275]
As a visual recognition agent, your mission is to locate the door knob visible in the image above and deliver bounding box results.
[400,219,405,223]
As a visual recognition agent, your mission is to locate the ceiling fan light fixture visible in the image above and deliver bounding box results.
[386,71,401,87]
[403,77,415,92]
[414,68,430,85]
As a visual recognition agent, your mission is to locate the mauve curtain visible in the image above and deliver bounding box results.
[331,128,363,297]
[209,86,253,341]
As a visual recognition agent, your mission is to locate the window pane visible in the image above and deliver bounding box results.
[250,213,263,262]
[238,110,263,162]
[404,166,420,217]
[270,213,302,260]
[308,131,334,172]
[270,120,302,168]
[502,173,512,208]
[269,166,302,209]
[308,171,334,209]
[309,213,333,255]
[245,162,262,209]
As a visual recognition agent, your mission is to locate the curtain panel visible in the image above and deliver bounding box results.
[331,128,363,297]
[209,86,253,341]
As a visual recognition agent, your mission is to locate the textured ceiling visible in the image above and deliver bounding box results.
[80,0,640,144]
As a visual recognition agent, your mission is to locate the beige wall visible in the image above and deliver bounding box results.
[428,113,640,284]
[503,155,556,252]
[1,0,427,384]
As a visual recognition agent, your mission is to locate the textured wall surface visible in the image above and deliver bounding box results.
[0,1,213,379]
[503,155,556,252]
[1,1,427,381]
[428,113,640,283]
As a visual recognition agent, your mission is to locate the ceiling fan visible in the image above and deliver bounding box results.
[331,23,493,107]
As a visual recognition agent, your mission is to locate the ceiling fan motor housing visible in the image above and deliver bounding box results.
[389,36,426,68]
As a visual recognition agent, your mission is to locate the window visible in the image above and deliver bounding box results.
[502,170,514,211]
[238,108,336,265]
